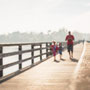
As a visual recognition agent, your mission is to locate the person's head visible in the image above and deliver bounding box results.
[68,31,71,35]
[59,43,62,46]
[52,41,56,45]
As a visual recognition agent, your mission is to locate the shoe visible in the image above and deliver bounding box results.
[54,60,56,61]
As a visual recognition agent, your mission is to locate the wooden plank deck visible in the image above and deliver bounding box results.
[0,43,83,90]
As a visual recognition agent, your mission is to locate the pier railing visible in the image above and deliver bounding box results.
[0,41,81,83]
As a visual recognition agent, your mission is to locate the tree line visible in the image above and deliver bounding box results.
[0,29,89,43]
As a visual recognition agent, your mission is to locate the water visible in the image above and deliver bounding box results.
[2,44,47,76]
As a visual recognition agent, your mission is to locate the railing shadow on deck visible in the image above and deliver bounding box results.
[0,41,82,83]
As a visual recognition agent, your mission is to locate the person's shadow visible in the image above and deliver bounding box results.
[60,58,66,61]
[70,58,78,62]
[54,60,60,63]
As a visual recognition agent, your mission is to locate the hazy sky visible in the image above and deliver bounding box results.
[0,0,90,34]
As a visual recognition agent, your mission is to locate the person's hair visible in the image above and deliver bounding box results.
[52,41,56,44]
[59,43,62,46]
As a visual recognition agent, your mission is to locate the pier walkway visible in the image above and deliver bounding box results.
[0,43,84,90]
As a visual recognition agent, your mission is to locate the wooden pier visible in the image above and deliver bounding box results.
[0,41,85,90]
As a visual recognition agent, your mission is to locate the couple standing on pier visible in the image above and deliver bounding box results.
[51,31,74,61]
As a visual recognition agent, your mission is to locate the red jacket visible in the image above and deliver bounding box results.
[51,45,59,52]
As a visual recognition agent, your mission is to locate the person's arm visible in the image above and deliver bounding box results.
[56,45,59,52]
[73,35,75,40]
[57,45,59,50]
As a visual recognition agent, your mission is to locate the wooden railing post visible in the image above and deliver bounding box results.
[40,44,42,61]
[31,44,34,65]
[50,43,52,55]
[46,43,48,58]
[18,45,22,70]
[0,46,3,77]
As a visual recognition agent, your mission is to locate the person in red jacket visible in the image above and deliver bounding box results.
[50,41,58,61]
[65,31,75,59]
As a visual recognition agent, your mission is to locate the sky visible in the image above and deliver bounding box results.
[0,0,90,34]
